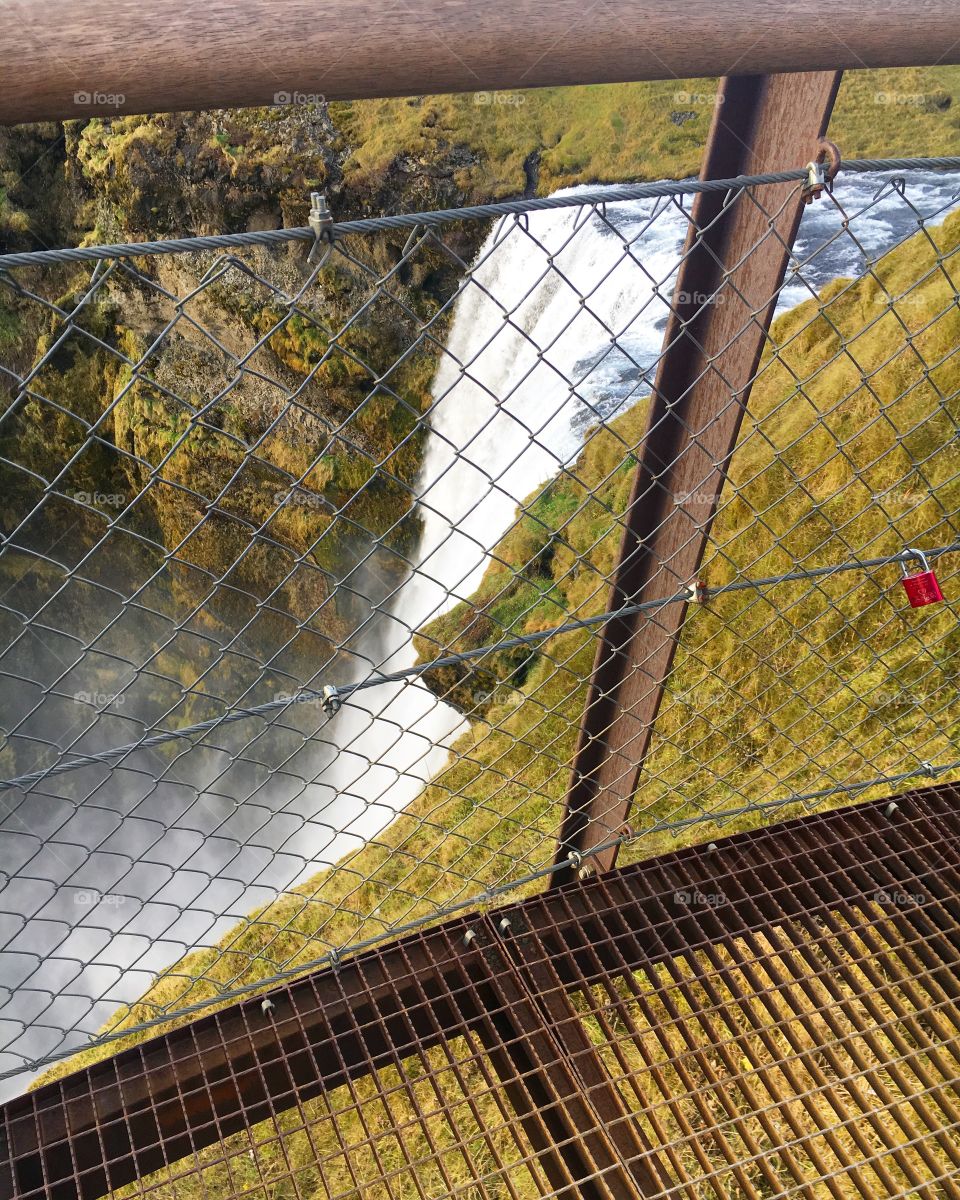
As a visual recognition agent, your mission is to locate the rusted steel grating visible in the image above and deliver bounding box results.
[5,783,960,1199]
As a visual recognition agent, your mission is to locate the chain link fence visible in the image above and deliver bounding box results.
[1,158,960,1097]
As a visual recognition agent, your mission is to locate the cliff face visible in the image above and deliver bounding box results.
[63,106,483,237]
[0,106,490,711]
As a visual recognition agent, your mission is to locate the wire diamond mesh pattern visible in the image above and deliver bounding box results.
[1,161,960,1102]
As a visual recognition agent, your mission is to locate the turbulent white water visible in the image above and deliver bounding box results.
[3,169,960,1095]
[309,188,699,871]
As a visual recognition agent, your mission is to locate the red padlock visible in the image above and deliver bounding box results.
[899,548,944,608]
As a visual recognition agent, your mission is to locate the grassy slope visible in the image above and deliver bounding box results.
[332,66,960,200]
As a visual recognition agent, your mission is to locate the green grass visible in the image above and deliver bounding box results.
[331,65,960,200]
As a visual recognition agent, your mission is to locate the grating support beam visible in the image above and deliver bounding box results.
[6,783,960,1198]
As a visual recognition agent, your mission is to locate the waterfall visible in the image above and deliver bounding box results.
[309,189,693,864]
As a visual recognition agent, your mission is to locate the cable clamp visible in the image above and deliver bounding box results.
[308,192,334,264]
[802,160,826,202]
[801,138,842,205]
[683,579,707,603]
[321,684,341,716]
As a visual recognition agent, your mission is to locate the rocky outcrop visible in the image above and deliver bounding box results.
[0,106,492,688]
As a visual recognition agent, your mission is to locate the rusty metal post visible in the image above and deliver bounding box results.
[554,71,842,884]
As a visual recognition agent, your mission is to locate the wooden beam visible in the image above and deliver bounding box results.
[0,2,956,124]
[554,70,842,884]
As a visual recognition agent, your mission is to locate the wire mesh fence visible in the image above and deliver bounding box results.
[2,157,960,1099]
[9,787,960,1200]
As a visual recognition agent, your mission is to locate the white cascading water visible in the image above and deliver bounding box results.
[0,188,690,1095]
[309,189,692,864]
[4,171,959,1096]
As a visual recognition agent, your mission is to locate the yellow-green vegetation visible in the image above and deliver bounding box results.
[332,66,960,201]
[832,67,959,157]
[103,265,442,619]
[68,110,334,237]
[40,197,960,1200]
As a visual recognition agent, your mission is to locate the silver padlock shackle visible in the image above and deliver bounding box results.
[899,546,931,578]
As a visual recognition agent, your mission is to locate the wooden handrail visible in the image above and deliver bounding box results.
[0,0,958,124]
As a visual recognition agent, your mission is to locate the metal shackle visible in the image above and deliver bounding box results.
[899,547,930,579]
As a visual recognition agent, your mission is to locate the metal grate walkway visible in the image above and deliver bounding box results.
[5,781,960,1199]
